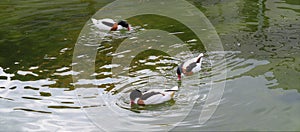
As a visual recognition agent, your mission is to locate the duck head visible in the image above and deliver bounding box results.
[118,20,130,31]
[176,66,182,81]
[130,89,142,104]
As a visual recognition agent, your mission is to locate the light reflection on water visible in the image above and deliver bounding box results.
[1,50,300,131]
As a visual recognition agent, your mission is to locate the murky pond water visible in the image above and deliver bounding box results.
[0,0,300,131]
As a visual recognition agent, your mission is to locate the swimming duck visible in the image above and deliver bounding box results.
[91,18,130,31]
[130,86,179,105]
[176,53,204,81]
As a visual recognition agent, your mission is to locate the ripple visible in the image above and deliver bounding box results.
[22,96,42,100]
[24,86,39,91]
[75,51,235,131]
[14,108,51,114]
[48,105,81,109]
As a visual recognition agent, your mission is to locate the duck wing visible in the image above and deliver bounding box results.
[142,92,172,105]
[141,88,177,105]
[185,62,197,72]
[91,18,115,31]
[140,91,161,100]
[182,54,203,73]
[101,21,114,27]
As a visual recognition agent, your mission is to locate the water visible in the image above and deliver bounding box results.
[0,0,300,131]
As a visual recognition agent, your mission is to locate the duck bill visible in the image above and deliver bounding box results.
[130,100,135,106]
[127,26,130,31]
[177,74,181,81]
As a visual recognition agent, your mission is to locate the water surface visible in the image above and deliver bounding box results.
[0,0,300,131]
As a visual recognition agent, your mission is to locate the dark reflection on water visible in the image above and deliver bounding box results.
[14,108,52,114]
[0,0,300,131]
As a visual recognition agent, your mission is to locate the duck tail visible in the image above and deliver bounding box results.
[197,53,204,58]
[91,18,97,25]
[165,86,179,92]
[196,53,204,63]
[171,92,175,98]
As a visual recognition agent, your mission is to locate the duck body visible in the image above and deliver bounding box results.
[177,53,204,80]
[91,18,130,31]
[130,86,178,105]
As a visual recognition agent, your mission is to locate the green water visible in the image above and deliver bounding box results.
[0,0,299,131]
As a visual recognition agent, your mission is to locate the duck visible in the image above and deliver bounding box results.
[176,53,204,81]
[91,18,131,31]
[130,86,179,105]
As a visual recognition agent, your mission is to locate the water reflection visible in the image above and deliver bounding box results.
[1,46,299,131]
[0,68,97,130]
[72,51,275,131]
